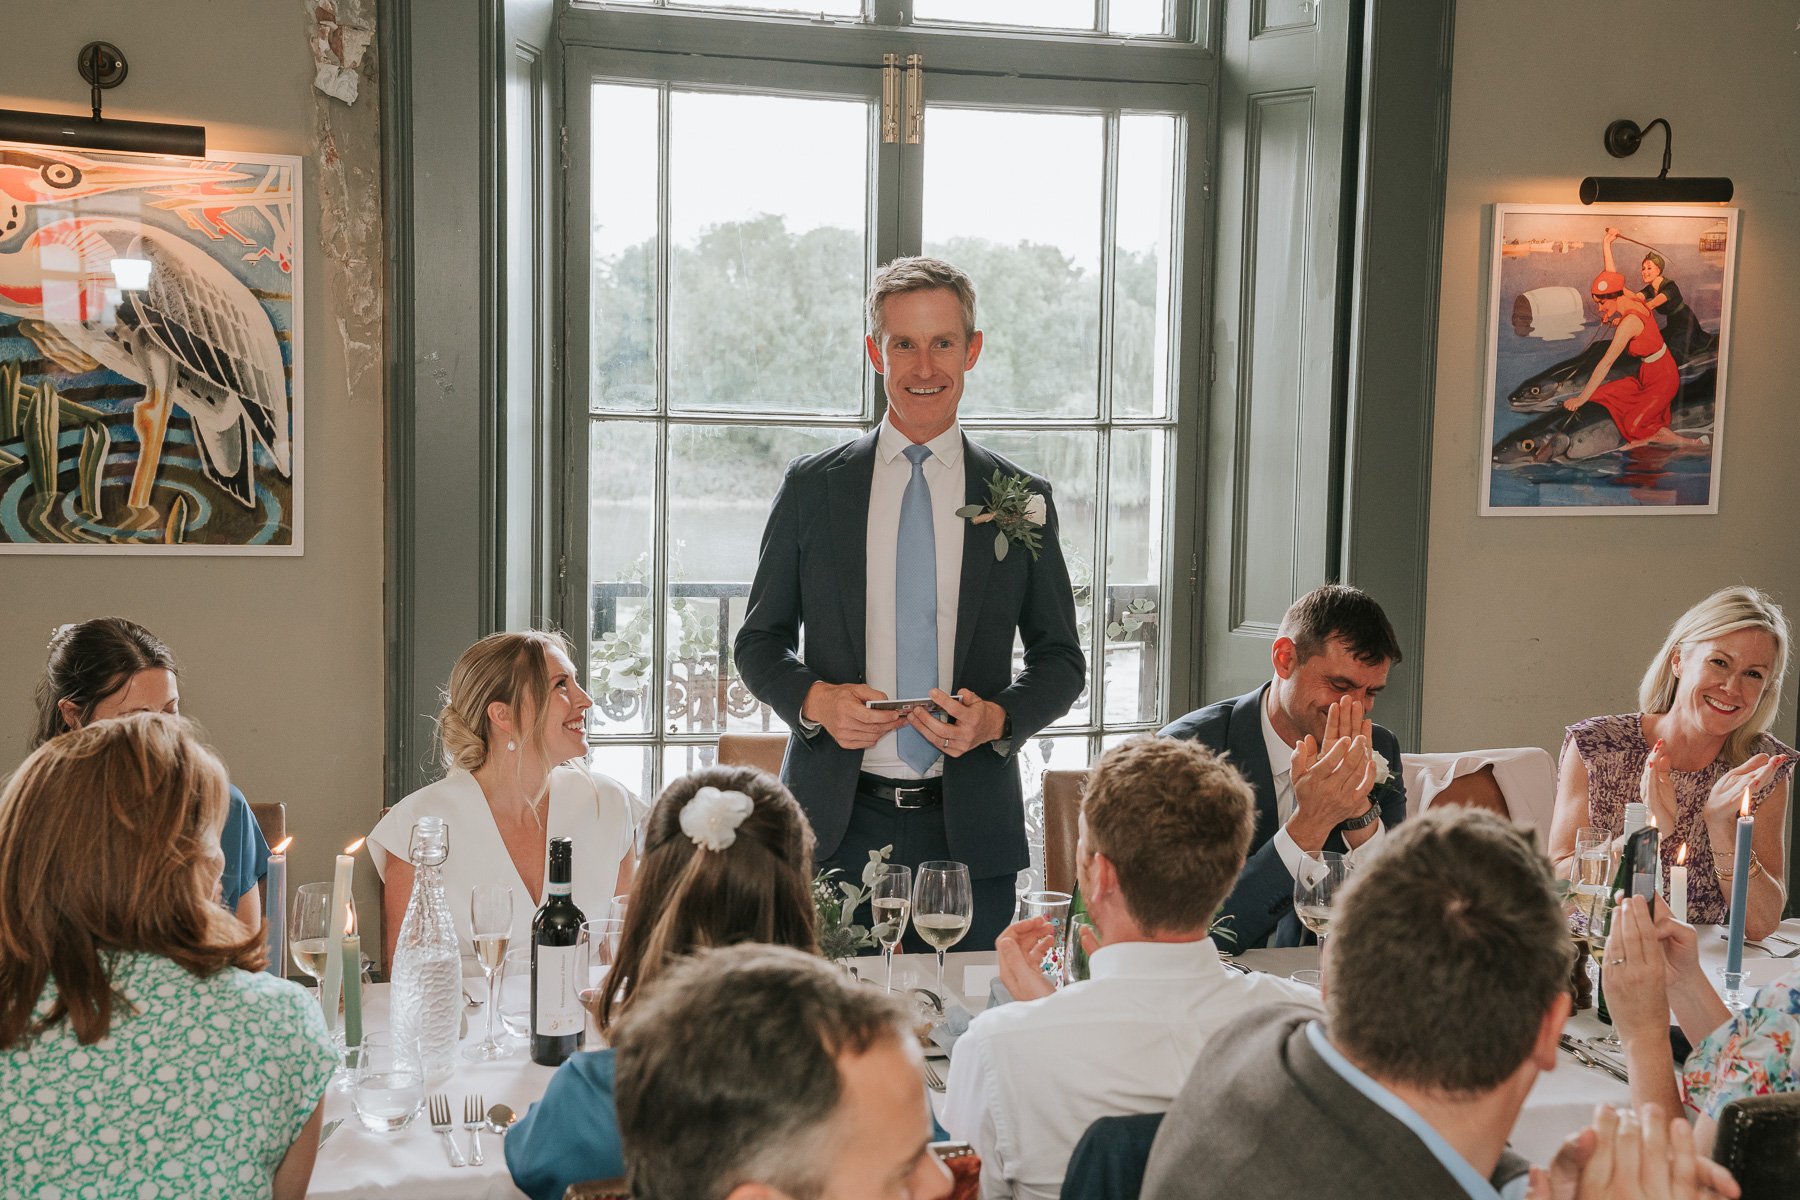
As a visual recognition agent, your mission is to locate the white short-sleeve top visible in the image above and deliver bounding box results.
[368,764,636,966]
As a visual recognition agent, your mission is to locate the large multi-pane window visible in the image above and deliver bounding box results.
[563,2,1211,878]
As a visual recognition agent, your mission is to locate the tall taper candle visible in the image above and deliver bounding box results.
[264,837,292,977]
[1724,790,1754,977]
[341,902,363,1049]
[319,838,364,1032]
[1669,842,1688,925]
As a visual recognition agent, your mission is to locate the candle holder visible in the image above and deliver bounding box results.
[1720,969,1749,1012]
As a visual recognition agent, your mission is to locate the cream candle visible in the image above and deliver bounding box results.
[1724,791,1753,977]
[1669,842,1688,925]
[264,836,291,977]
[341,902,363,1049]
[319,837,364,1032]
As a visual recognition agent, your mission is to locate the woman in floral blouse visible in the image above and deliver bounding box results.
[0,713,335,1199]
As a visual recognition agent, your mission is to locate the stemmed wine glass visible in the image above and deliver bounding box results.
[871,865,912,993]
[912,861,972,1000]
[290,882,334,985]
[464,884,515,1061]
[1292,852,1353,945]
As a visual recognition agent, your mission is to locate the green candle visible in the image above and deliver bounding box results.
[341,924,364,1049]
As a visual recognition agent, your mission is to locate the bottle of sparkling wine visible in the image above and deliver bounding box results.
[531,836,587,1066]
[1596,802,1649,1026]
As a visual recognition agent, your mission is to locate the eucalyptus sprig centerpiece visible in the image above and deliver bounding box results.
[813,844,903,963]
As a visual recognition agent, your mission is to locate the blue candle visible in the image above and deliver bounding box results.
[1724,789,1754,977]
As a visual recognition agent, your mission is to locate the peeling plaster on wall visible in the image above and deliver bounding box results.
[304,0,384,407]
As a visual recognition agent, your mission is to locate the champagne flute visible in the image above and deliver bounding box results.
[912,861,972,1000]
[1573,827,1612,944]
[464,884,514,1061]
[871,865,912,994]
[290,883,334,985]
[1292,852,1353,944]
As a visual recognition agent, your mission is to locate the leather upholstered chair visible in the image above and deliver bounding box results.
[715,732,788,779]
[1713,1092,1800,1200]
[1041,769,1087,897]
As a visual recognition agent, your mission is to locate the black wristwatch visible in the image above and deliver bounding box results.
[991,711,1015,757]
[1341,802,1382,831]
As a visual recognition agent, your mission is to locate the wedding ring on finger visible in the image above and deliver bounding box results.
[1605,958,1627,966]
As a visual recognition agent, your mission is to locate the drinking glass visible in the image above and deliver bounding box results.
[579,918,626,1010]
[1064,913,1098,985]
[351,1032,425,1133]
[871,865,912,993]
[464,884,514,1061]
[497,948,533,1041]
[1292,852,1353,944]
[290,883,334,984]
[1573,826,1612,945]
[608,895,630,924]
[912,861,972,999]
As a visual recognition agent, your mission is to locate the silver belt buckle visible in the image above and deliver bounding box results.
[893,784,931,810]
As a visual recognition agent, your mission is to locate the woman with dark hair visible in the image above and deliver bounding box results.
[504,765,818,1200]
[1602,226,1713,360]
[33,617,270,930]
[0,714,335,1198]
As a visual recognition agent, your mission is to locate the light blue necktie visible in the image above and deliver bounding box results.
[896,444,940,774]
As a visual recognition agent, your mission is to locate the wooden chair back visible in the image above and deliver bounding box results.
[1041,769,1087,897]
[715,732,788,779]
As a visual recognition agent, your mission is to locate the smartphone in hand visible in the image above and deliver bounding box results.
[863,698,950,721]
[1624,826,1662,914]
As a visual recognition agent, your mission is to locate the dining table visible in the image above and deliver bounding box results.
[304,921,1800,1197]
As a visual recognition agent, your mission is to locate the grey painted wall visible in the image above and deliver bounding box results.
[1424,2,1800,757]
[0,4,387,928]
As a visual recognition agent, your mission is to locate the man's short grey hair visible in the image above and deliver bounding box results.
[614,943,916,1200]
[867,255,977,342]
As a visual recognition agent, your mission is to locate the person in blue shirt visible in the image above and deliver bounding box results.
[508,763,948,1200]
[32,618,270,928]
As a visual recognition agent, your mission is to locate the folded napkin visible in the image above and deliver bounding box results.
[926,977,1016,1056]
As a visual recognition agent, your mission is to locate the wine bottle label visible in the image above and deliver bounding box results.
[545,880,572,897]
[535,944,584,1036]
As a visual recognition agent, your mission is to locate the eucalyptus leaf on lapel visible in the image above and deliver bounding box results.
[957,470,1046,562]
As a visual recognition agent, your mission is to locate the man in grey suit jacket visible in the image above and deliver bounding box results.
[1143,808,1731,1200]
[734,257,1085,950]
[1159,584,1407,948]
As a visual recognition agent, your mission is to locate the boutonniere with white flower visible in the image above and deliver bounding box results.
[1371,750,1395,789]
[956,470,1046,562]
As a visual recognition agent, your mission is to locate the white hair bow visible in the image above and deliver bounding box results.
[679,786,755,852]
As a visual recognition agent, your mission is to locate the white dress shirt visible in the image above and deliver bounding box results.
[860,417,966,779]
[1261,685,1385,880]
[940,938,1321,1200]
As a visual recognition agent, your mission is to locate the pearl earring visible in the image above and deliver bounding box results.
[506,740,517,752]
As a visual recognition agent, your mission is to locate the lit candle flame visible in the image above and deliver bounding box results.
[1647,814,1658,829]
[1741,788,1753,819]
[1676,842,1689,866]
[271,835,294,855]
[344,836,366,855]
[344,904,357,937]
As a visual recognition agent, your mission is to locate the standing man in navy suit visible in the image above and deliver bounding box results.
[1159,585,1408,949]
[734,257,1085,952]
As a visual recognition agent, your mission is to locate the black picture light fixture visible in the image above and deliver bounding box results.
[0,42,206,157]
[1579,118,1731,204]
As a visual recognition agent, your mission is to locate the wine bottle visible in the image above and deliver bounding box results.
[1596,802,1648,1026]
[531,836,588,1066]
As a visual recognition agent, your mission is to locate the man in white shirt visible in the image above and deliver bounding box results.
[1159,584,1409,947]
[939,736,1319,1200]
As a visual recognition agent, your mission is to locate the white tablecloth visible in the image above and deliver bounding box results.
[309,925,1800,1196]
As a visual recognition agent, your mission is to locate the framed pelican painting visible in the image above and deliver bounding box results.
[0,142,302,552]
[1480,203,1735,517]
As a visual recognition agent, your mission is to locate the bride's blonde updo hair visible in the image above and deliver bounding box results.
[437,630,574,771]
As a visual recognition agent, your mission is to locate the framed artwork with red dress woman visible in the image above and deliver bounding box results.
[1481,204,1736,516]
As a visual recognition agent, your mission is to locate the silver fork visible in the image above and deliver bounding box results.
[429,1094,467,1168]
[463,1094,486,1166]
[922,1059,946,1092]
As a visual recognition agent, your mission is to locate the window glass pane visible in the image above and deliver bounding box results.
[913,0,1095,32]
[664,423,861,735]
[663,743,717,790]
[923,108,1103,419]
[590,0,864,12]
[975,429,1098,729]
[1102,428,1165,725]
[1112,113,1178,418]
[667,91,869,416]
[590,83,660,413]
[590,420,661,733]
[1107,0,1170,36]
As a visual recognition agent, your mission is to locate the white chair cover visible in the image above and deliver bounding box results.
[1400,747,1557,841]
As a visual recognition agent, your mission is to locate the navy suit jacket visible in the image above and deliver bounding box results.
[1159,685,1406,948]
[733,428,1085,879]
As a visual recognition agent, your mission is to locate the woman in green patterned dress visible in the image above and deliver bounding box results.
[0,713,336,1200]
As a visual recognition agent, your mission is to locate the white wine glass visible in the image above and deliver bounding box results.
[912,861,972,1000]
[290,882,334,985]
[871,865,912,994]
[1292,852,1352,945]
[464,884,514,1061]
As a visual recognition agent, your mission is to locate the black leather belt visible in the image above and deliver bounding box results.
[857,772,943,810]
